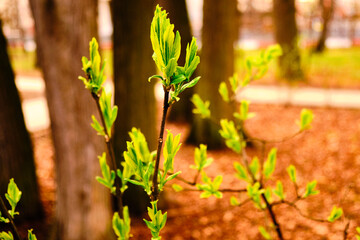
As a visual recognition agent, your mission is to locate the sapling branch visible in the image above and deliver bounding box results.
[152,87,170,201]
[0,195,22,240]
[91,91,124,216]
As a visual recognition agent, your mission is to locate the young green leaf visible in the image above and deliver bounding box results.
[249,156,260,178]
[28,229,37,240]
[90,115,105,136]
[287,165,297,183]
[273,181,285,200]
[5,178,22,218]
[230,196,240,206]
[96,152,116,194]
[99,91,118,136]
[0,231,13,240]
[263,148,277,179]
[0,211,9,223]
[219,82,230,102]
[303,180,320,198]
[219,119,242,153]
[113,207,131,240]
[191,144,213,171]
[327,206,343,223]
[143,201,167,239]
[229,73,239,93]
[196,172,223,199]
[191,94,211,119]
[356,227,360,240]
[299,109,314,131]
[234,162,250,182]
[172,184,183,192]
[258,226,272,240]
[163,130,181,173]
[264,44,282,62]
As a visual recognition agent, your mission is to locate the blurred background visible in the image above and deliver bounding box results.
[0,0,360,239]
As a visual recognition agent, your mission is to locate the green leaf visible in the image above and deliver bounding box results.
[0,211,9,223]
[163,130,181,173]
[303,180,320,198]
[196,172,223,199]
[258,226,272,240]
[184,37,200,79]
[219,119,242,153]
[263,148,277,179]
[357,226,360,234]
[191,94,211,119]
[229,73,239,93]
[218,82,230,102]
[5,178,22,218]
[113,207,131,240]
[299,109,314,131]
[191,144,213,171]
[287,165,297,183]
[234,162,250,182]
[148,75,164,82]
[172,184,183,192]
[249,156,260,177]
[99,91,117,137]
[144,201,167,239]
[230,196,240,206]
[96,152,116,194]
[273,181,285,200]
[264,187,273,203]
[327,206,343,223]
[27,229,37,240]
[0,231,13,240]
[91,115,105,136]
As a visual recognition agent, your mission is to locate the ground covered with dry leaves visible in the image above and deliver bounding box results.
[31,104,360,240]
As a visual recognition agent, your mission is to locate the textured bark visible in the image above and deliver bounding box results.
[0,20,43,220]
[112,0,156,215]
[187,0,237,148]
[273,0,303,80]
[29,1,112,239]
[157,0,194,123]
[314,0,335,53]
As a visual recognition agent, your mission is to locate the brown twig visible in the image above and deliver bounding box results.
[151,87,170,201]
[0,196,22,240]
[343,220,350,240]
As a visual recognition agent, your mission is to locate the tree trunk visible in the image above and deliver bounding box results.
[29,1,112,239]
[273,0,303,81]
[112,0,156,215]
[187,0,237,148]
[157,0,194,123]
[0,20,43,221]
[313,0,334,53]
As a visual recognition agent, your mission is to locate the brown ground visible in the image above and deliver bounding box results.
[30,103,360,240]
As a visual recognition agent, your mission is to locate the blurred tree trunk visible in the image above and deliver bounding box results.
[156,0,194,123]
[313,0,335,53]
[29,1,113,239]
[187,0,237,148]
[273,0,303,80]
[0,20,43,220]
[112,0,156,215]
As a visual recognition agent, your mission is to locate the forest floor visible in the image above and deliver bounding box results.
[29,102,360,240]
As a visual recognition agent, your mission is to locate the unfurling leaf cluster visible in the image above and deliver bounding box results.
[143,201,167,240]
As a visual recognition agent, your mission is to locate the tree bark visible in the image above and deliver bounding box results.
[313,0,335,53]
[156,0,194,123]
[273,0,303,80]
[112,0,156,215]
[29,1,112,239]
[187,0,237,148]
[0,20,43,221]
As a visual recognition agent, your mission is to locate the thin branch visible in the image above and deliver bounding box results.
[151,87,170,201]
[0,196,22,240]
[343,220,350,240]
[246,131,302,145]
[91,91,123,217]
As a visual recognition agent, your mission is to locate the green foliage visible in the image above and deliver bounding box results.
[0,211,9,223]
[219,82,230,102]
[113,207,131,240]
[219,119,242,153]
[258,226,272,240]
[286,165,297,183]
[0,232,13,240]
[247,182,265,209]
[303,180,319,198]
[234,100,255,122]
[191,94,211,119]
[356,227,360,240]
[190,144,213,171]
[91,115,105,136]
[234,162,250,183]
[263,148,277,179]
[96,152,116,194]
[273,181,285,201]
[159,131,182,191]
[249,156,260,178]
[149,5,200,103]
[196,172,223,199]
[5,179,22,218]
[79,38,106,94]
[229,73,239,93]
[144,201,167,240]
[299,109,314,131]
[230,196,240,206]
[99,91,118,136]
[27,230,37,240]
[171,184,183,192]
[327,206,343,223]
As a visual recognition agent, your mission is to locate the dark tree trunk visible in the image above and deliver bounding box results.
[273,0,303,80]
[314,0,335,53]
[0,20,43,220]
[157,0,194,123]
[29,1,112,239]
[112,0,156,215]
[187,0,237,148]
